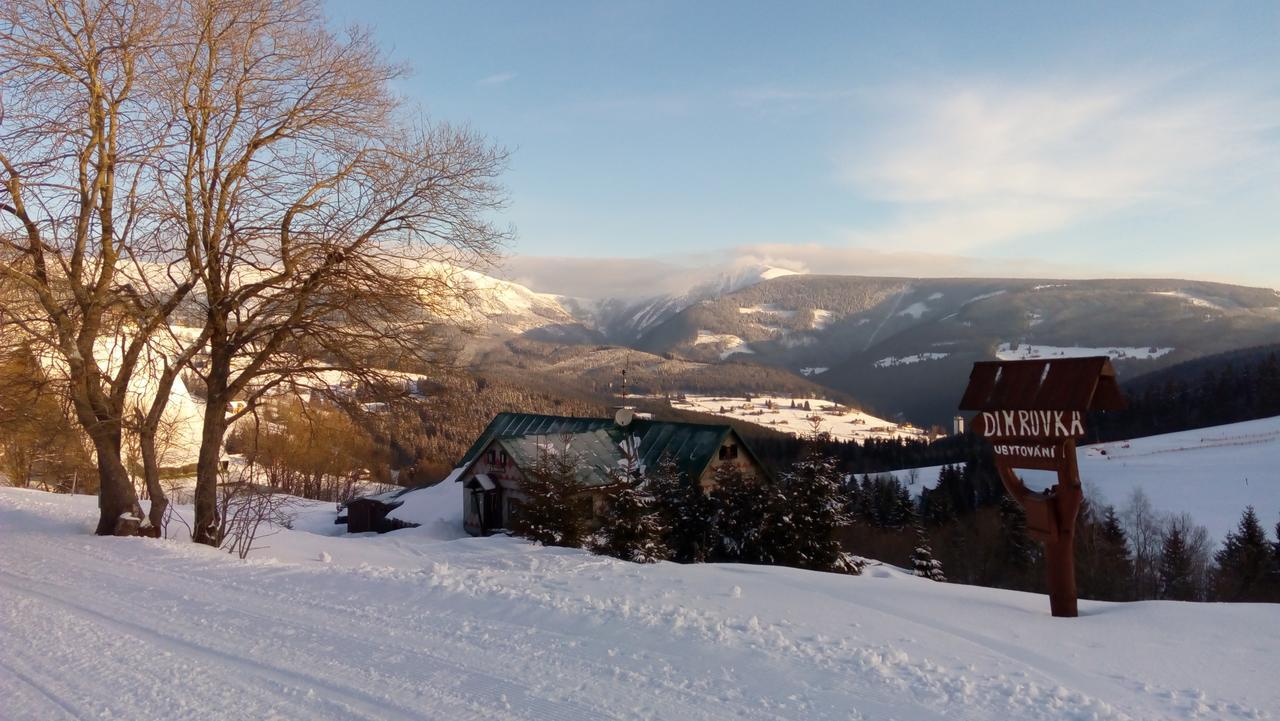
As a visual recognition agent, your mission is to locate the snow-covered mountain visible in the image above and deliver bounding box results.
[449,266,590,336]
[430,263,1280,426]
[460,261,803,341]
[617,275,1280,424]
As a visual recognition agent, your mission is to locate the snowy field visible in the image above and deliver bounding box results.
[889,415,1280,544]
[670,394,928,442]
[2,486,1278,721]
[995,343,1175,362]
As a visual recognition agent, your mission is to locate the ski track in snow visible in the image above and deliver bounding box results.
[1,489,1277,721]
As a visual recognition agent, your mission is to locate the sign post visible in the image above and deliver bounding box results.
[959,357,1126,617]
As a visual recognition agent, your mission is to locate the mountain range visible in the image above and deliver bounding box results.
[452,262,1280,426]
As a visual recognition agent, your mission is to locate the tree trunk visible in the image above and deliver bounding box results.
[137,429,168,538]
[90,433,144,536]
[193,403,228,546]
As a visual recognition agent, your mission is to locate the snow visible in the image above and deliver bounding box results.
[694,331,744,346]
[811,309,835,329]
[3,487,1279,721]
[759,266,799,280]
[1151,290,1224,310]
[897,302,930,319]
[385,481,472,541]
[888,415,1280,544]
[799,367,829,376]
[964,290,1007,305]
[737,304,798,319]
[670,394,928,442]
[874,353,950,368]
[693,331,754,359]
[996,343,1174,362]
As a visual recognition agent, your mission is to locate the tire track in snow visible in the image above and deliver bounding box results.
[0,534,812,721]
[0,656,86,721]
[0,572,470,721]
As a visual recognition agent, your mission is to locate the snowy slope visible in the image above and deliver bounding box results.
[670,394,928,442]
[586,264,804,341]
[6,486,1276,721]
[888,415,1280,544]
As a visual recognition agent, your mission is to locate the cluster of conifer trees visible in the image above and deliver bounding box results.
[510,452,862,574]
[508,438,1279,601]
[1090,349,1280,442]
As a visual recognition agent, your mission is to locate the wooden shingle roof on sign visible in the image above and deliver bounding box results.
[959,356,1127,412]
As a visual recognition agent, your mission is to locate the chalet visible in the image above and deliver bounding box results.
[452,412,768,536]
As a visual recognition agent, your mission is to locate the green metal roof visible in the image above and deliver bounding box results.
[454,413,616,470]
[496,430,628,488]
[451,412,764,485]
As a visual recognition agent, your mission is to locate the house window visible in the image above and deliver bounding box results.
[498,450,508,467]
[507,498,523,523]
[719,443,739,460]
[486,449,497,465]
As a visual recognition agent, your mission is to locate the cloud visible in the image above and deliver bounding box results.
[503,246,1111,300]
[837,79,1280,252]
[478,72,517,86]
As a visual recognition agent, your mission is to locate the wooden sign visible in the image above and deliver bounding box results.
[971,410,1086,440]
[959,357,1126,618]
[987,439,1068,471]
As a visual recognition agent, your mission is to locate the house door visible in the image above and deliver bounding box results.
[482,491,503,533]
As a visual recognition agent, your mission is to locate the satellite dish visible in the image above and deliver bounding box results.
[614,408,634,427]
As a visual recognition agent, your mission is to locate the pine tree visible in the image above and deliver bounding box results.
[921,481,955,526]
[774,454,851,572]
[648,456,716,563]
[890,481,916,529]
[754,479,796,566]
[510,443,589,548]
[1095,506,1134,600]
[997,495,1036,585]
[932,463,974,517]
[595,477,670,563]
[1158,524,1196,600]
[910,520,946,581]
[1214,506,1275,601]
[710,464,767,562]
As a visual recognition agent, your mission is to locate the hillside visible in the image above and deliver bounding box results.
[668,394,929,442]
[627,275,1280,424]
[892,414,1280,544]
[3,487,1277,721]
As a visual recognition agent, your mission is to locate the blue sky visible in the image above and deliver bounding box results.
[327,1,1280,289]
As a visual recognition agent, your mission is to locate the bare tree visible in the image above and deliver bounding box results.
[3,0,505,542]
[1123,487,1163,599]
[154,0,507,545]
[0,0,194,535]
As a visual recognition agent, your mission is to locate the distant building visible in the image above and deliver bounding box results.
[953,415,966,435]
[451,412,768,536]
